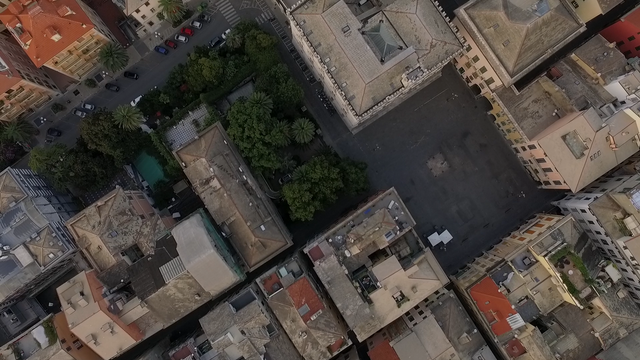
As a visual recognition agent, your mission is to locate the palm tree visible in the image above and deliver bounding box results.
[98,43,129,72]
[270,120,290,147]
[113,105,144,131]
[158,0,186,23]
[226,31,243,49]
[248,92,273,114]
[2,119,36,143]
[291,118,315,144]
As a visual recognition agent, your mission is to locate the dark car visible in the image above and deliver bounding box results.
[123,71,139,79]
[154,46,169,55]
[47,128,62,137]
[164,40,178,49]
[180,27,194,36]
[198,14,211,22]
[208,37,222,48]
[105,83,120,92]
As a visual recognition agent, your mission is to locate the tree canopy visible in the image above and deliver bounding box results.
[79,109,140,165]
[255,64,304,112]
[282,154,369,221]
[98,43,129,72]
[114,105,144,130]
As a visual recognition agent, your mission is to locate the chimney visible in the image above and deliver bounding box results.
[18,0,32,6]
[56,4,74,16]
[6,17,20,29]
[44,26,61,42]
[19,32,32,46]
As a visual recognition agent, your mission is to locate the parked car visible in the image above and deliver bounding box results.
[221,29,231,39]
[72,109,87,118]
[278,174,293,185]
[175,34,189,43]
[190,20,203,29]
[154,46,169,55]
[123,71,139,79]
[105,83,120,92]
[81,103,95,110]
[180,27,195,36]
[164,40,178,49]
[208,37,222,48]
[47,128,62,137]
[198,14,211,22]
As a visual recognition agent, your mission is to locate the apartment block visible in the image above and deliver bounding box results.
[0,35,59,122]
[601,5,640,59]
[288,0,462,133]
[0,167,78,310]
[451,17,503,96]
[198,287,303,360]
[174,122,292,272]
[65,187,169,288]
[302,188,449,342]
[554,174,640,304]
[56,270,145,360]
[570,0,623,23]
[256,257,351,360]
[366,289,498,360]
[453,213,640,358]
[116,0,162,37]
[454,0,585,87]
[0,0,116,80]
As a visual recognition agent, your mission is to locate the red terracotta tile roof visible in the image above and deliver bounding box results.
[286,277,325,323]
[328,337,345,354]
[504,338,526,358]
[308,245,324,262]
[0,0,96,68]
[469,277,517,337]
[0,49,23,94]
[368,340,400,360]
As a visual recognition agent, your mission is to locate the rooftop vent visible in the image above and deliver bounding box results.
[44,26,62,42]
[341,25,350,34]
[26,2,43,16]
[56,5,74,16]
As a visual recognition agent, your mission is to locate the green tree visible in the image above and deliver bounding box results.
[339,158,369,195]
[65,140,120,191]
[159,93,171,104]
[29,144,69,190]
[84,78,97,88]
[137,88,172,117]
[98,43,129,72]
[291,118,315,144]
[186,53,224,92]
[158,0,186,23]
[114,105,144,130]
[1,119,36,143]
[244,29,279,73]
[226,31,244,49]
[80,109,139,165]
[270,120,290,147]
[282,155,344,221]
[247,92,273,114]
[226,99,283,173]
[256,64,304,111]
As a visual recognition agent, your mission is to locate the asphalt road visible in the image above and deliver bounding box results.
[42,3,267,147]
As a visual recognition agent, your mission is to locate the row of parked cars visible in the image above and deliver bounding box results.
[154,15,210,54]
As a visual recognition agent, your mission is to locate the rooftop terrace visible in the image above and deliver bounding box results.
[303,188,448,341]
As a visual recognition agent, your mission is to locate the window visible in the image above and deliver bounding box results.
[528,144,537,150]
[542,168,553,173]
[486,77,495,86]
[144,1,150,5]
[636,46,640,51]
[629,36,636,42]
[148,21,154,26]
[595,230,602,235]
[141,14,147,19]
[150,7,156,12]
[135,8,140,13]
[464,44,472,52]
[580,209,587,213]
[458,67,465,74]
[588,220,594,225]
[73,340,83,349]
[471,55,480,63]
[553,180,563,186]
[479,66,487,74]
[571,0,578,8]
[617,41,625,46]
[625,50,632,56]
[535,158,546,163]
[543,181,551,186]
[600,239,609,245]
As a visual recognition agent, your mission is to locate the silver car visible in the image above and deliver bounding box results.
[190,20,203,29]
[72,109,87,118]
[81,103,95,110]
[175,34,189,43]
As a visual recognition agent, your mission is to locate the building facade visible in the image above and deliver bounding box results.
[0,35,60,122]
[0,167,78,310]
[454,0,585,87]
[287,0,462,133]
[0,0,116,81]
[113,0,163,38]
[600,5,640,59]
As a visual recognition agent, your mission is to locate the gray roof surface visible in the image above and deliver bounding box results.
[572,35,628,84]
[458,0,583,83]
[174,123,292,271]
[172,212,241,296]
[128,234,180,300]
